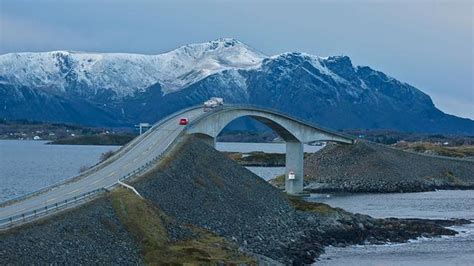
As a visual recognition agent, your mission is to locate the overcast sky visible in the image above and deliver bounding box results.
[1,0,473,119]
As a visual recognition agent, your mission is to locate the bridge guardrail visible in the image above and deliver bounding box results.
[2,104,349,208]
[0,106,203,208]
[0,188,105,230]
[1,103,354,229]
[0,147,169,230]
[186,104,355,144]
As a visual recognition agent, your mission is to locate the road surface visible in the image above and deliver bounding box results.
[0,107,204,222]
[0,104,353,227]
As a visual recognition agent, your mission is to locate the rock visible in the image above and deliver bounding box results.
[1,137,469,265]
[0,198,142,264]
[303,141,474,193]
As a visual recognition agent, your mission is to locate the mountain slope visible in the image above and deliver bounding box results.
[0,38,264,98]
[0,38,472,134]
[241,53,473,133]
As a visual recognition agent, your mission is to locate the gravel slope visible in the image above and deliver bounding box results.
[133,137,305,263]
[0,198,142,264]
[1,137,470,264]
[304,141,474,193]
[132,137,469,263]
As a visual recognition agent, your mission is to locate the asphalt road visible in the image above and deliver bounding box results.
[0,107,204,220]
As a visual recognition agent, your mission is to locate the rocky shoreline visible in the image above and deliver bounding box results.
[224,151,286,167]
[268,141,474,193]
[303,141,474,193]
[0,137,471,264]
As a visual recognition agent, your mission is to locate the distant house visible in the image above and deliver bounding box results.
[33,136,41,140]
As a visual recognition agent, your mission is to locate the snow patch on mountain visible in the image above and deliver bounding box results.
[0,38,266,97]
[0,38,369,100]
[154,38,265,93]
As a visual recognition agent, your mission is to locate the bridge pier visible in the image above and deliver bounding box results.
[285,141,304,195]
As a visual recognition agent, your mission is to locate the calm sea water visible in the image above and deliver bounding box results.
[216,141,321,180]
[0,140,285,202]
[308,191,474,265]
[1,140,472,265]
[0,140,119,202]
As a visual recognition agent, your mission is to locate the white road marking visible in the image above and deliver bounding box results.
[46,197,57,203]
[66,189,80,195]
[13,207,27,214]
[92,177,106,184]
[0,109,206,224]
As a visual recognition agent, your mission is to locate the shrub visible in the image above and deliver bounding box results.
[79,165,89,173]
[100,150,115,162]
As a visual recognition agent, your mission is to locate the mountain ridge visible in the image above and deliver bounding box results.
[1,38,473,134]
[0,38,265,97]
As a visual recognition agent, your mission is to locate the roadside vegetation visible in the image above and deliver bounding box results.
[78,165,90,174]
[392,141,474,158]
[344,129,474,146]
[109,189,255,264]
[100,150,116,162]
[77,150,116,174]
[286,196,340,215]
[269,174,285,187]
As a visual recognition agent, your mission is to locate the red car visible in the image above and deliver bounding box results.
[179,118,189,125]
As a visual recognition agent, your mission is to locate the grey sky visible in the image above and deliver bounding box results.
[1,0,472,119]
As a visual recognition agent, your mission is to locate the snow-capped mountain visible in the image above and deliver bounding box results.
[0,38,264,97]
[1,38,473,134]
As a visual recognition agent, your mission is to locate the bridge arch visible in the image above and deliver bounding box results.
[184,106,353,194]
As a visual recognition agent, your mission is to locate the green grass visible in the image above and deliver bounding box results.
[397,142,474,158]
[286,195,339,215]
[110,189,168,263]
[444,171,464,186]
[270,174,285,187]
[110,189,255,265]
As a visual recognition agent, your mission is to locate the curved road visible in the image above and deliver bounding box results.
[0,107,205,224]
[0,104,352,228]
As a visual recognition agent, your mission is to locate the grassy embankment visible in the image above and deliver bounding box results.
[109,189,255,264]
[393,142,474,158]
[286,196,340,216]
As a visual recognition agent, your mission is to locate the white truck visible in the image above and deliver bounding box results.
[203,97,224,111]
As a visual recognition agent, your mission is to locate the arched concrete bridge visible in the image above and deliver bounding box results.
[0,105,353,229]
[184,106,353,194]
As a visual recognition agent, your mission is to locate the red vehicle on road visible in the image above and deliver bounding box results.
[179,118,189,125]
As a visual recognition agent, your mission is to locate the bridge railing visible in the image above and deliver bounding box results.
[0,106,203,208]
[2,103,350,208]
[1,103,353,230]
[0,147,170,230]
[0,188,106,230]
[185,104,355,144]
